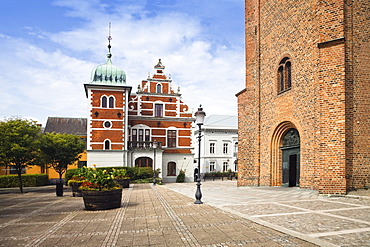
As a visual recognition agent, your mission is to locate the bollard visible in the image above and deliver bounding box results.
[56,181,63,197]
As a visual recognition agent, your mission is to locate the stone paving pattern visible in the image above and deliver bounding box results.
[1,181,370,246]
[164,181,370,247]
[0,183,316,247]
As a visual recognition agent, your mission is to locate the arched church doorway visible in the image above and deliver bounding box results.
[135,157,153,167]
[280,129,300,187]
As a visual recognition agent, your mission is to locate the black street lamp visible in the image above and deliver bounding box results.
[194,105,206,204]
[153,140,158,185]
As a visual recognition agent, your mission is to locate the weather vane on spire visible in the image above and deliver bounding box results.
[107,22,112,54]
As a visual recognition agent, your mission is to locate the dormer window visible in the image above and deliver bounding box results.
[278,57,292,93]
[156,84,162,93]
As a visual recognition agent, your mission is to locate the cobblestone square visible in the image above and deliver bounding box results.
[1,181,370,246]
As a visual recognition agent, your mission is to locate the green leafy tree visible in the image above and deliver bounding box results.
[39,132,85,182]
[0,117,41,193]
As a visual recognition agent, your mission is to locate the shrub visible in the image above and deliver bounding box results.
[134,178,152,184]
[66,166,155,183]
[176,170,185,183]
[125,167,153,180]
[112,168,129,179]
[0,174,49,188]
[133,177,163,184]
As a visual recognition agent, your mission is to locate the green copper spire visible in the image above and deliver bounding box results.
[89,23,126,85]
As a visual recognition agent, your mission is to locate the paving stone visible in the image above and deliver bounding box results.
[329,208,370,222]
[279,200,363,211]
[0,183,339,247]
[319,231,370,247]
[259,213,370,234]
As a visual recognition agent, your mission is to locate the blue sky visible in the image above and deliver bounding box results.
[0,0,245,125]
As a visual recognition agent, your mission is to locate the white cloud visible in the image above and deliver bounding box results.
[0,0,244,125]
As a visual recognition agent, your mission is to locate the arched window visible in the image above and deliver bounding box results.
[286,61,292,88]
[104,139,111,150]
[156,84,162,93]
[278,57,292,93]
[167,162,176,176]
[135,157,153,167]
[102,96,107,108]
[278,66,284,92]
[130,125,151,148]
[108,96,114,108]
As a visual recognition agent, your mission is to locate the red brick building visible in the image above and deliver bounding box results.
[84,44,195,182]
[237,0,370,194]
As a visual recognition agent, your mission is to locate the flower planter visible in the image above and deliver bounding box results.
[114,178,130,188]
[81,189,122,211]
[70,182,83,197]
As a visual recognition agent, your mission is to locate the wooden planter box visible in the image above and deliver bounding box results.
[114,178,130,188]
[70,182,83,197]
[81,189,122,211]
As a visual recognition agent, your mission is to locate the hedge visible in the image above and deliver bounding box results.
[203,171,237,178]
[65,166,154,183]
[0,174,49,188]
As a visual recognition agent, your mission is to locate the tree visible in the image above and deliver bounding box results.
[0,117,41,193]
[39,132,85,182]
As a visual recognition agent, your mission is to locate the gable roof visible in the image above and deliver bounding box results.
[203,115,237,128]
[44,117,87,136]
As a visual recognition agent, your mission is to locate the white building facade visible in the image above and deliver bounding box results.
[193,115,238,176]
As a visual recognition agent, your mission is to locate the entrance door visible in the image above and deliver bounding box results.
[281,129,300,187]
[289,154,298,186]
[282,148,300,187]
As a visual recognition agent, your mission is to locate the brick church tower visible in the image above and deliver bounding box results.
[237,0,370,194]
[84,38,132,167]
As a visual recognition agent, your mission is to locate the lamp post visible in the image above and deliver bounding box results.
[153,140,158,185]
[194,105,206,204]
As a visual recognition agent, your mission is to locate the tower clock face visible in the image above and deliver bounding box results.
[104,121,111,128]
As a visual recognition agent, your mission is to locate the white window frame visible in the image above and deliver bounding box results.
[210,143,215,154]
[210,162,215,172]
[223,162,228,172]
[223,143,228,154]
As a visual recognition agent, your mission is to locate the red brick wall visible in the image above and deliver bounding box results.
[89,89,126,150]
[345,0,370,190]
[317,0,346,194]
[129,74,193,153]
[238,0,369,194]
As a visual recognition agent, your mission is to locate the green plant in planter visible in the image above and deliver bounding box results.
[112,168,130,188]
[79,167,121,191]
[68,175,87,197]
[67,178,85,186]
[67,166,89,184]
[112,168,130,179]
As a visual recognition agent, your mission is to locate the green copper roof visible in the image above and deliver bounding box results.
[90,52,126,85]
